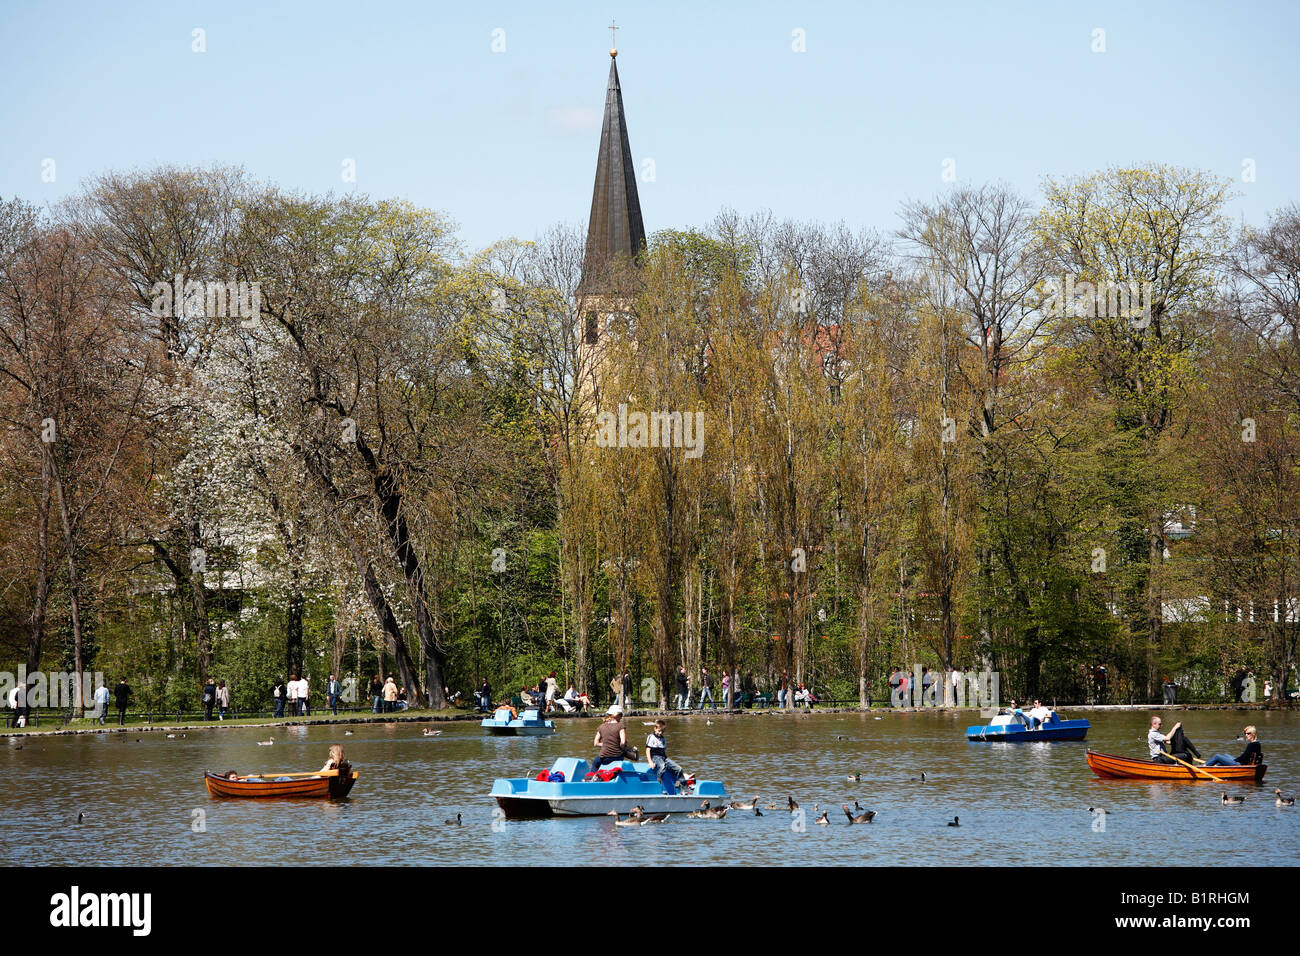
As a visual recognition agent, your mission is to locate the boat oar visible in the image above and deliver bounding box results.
[1164,750,1224,782]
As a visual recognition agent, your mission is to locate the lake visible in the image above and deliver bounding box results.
[4,709,1297,866]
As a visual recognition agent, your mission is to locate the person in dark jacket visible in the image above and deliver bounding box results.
[114,679,131,725]
[201,678,216,720]
[327,674,342,715]
[674,665,689,710]
[1204,725,1264,766]
[273,678,285,718]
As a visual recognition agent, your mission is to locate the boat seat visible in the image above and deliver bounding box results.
[551,757,590,782]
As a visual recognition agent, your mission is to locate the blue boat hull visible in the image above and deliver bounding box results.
[490,757,728,818]
[482,707,555,736]
[965,719,1089,741]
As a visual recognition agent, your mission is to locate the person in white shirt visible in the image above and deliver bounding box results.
[299,675,310,716]
[93,682,111,725]
[1026,699,1052,729]
[287,674,300,716]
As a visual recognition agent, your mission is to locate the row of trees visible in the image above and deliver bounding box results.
[1,164,1297,712]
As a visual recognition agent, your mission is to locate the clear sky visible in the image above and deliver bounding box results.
[2,0,1297,252]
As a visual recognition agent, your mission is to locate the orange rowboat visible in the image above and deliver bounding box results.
[1085,749,1265,783]
[204,768,358,799]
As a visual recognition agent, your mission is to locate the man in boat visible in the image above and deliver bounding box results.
[1203,725,1264,767]
[1026,699,1053,729]
[1148,715,1202,764]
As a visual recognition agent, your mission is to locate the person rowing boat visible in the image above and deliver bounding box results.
[1147,715,1203,765]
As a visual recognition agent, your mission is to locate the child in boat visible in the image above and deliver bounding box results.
[1203,725,1264,767]
[646,720,687,791]
[319,744,346,774]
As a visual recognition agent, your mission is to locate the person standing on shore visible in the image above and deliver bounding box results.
[382,676,398,713]
[216,680,230,720]
[369,675,382,713]
[328,674,342,715]
[698,667,715,709]
[299,674,311,716]
[286,674,299,716]
[114,679,130,725]
[273,678,285,718]
[477,678,492,713]
[201,678,216,720]
[93,681,111,725]
[674,665,689,710]
[545,671,558,714]
[721,672,731,709]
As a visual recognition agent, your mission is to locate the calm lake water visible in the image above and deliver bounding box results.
[4,709,1298,866]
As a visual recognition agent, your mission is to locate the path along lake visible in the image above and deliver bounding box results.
[4,709,1297,866]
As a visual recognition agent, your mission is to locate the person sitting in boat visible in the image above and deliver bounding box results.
[590,706,637,776]
[494,702,518,721]
[1026,700,1053,729]
[1203,725,1264,767]
[1148,716,1202,764]
[646,719,687,791]
[319,744,347,774]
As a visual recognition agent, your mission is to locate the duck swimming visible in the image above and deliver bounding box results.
[846,773,861,782]
[608,810,642,827]
[688,801,728,820]
[631,805,669,824]
[815,810,829,825]
[1275,789,1295,807]
[787,796,799,811]
[1221,793,1245,805]
[257,739,274,746]
[910,772,926,783]
[842,804,875,824]
[444,813,462,826]
[728,796,760,810]
[422,729,442,736]
[947,816,960,827]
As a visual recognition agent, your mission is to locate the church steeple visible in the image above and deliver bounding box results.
[579,39,646,295]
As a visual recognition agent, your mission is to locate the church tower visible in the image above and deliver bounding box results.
[577,29,646,354]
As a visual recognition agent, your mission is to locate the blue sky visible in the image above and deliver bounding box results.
[2,0,1297,252]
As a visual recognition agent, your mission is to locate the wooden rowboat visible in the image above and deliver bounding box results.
[204,768,358,799]
[1085,749,1265,783]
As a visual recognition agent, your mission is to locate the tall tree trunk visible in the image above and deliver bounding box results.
[49,456,85,713]
[303,451,423,702]
[27,452,52,675]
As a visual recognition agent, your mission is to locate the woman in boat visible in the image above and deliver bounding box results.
[319,744,347,774]
[1203,725,1263,767]
[591,706,636,773]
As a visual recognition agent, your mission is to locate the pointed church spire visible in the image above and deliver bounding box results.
[579,41,646,294]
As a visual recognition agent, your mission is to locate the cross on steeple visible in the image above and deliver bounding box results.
[609,20,618,57]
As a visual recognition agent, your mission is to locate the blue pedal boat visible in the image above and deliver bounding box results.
[965,711,1089,742]
[481,706,555,736]
[490,756,728,818]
